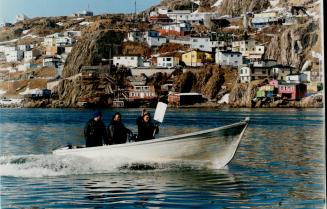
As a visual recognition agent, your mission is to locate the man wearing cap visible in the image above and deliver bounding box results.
[136,109,159,141]
[84,110,109,147]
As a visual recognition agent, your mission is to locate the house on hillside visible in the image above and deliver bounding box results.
[143,30,167,47]
[286,73,308,83]
[113,56,144,68]
[72,10,93,17]
[43,56,61,68]
[236,60,293,82]
[126,30,143,42]
[216,50,242,67]
[18,44,31,51]
[251,11,283,28]
[24,49,41,62]
[127,84,157,104]
[159,22,192,36]
[5,50,24,62]
[182,50,214,67]
[278,83,307,100]
[232,39,265,60]
[157,53,180,68]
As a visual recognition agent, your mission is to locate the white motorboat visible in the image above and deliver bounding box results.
[53,117,249,168]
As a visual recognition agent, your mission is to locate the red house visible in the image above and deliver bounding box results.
[278,83,307,100]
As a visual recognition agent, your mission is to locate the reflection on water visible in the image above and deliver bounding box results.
[0,108,325,208]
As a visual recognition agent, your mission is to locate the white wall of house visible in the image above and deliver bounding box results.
[18,44,31,51]
[113,56,144,68]
[216,51,242,67]
[126,31,143,42]
[239,66,251,83]
[0,46,16,53]
[190,37,213,52]
[157,57,179,68]
[146,36,167,47]
[6,50,24,62]
[286,73,308,83]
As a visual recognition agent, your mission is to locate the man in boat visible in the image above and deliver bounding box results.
[84,110,109,147]
[136,109,159,141]
[107,112,133,144]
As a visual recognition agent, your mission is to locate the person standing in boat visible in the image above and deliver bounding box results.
[136,109,159,141]
[107,112,132,144]
[84,110,109,147]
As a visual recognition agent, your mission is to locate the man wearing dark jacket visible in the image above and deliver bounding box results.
[107,112,132,144]
[84,111,109,147]
[136,109,159,141]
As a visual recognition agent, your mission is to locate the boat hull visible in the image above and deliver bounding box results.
[53,118,249,168]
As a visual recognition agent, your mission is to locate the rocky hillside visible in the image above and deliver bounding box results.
[217,0,270,16]
[173,65,238,100]
[264,21,320,69]
[62,30,125,78]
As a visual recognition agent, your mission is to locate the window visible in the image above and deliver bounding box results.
[262,70,266,74]
[241,69,243,74]
[231,54,234,57]
[200,45,204,48]
[167,58,171,61]
[131,57,134,60]
[193,39,198,42]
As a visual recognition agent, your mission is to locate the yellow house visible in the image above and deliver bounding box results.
[182,50,214,67]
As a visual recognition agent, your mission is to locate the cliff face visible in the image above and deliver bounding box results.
[63,30,124,78]
[229,80,264,107]
[173,65,238,100]
[265,22,320,69]
[216,0,270,16]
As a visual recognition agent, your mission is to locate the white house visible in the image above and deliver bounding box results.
[56,37,74,46]
[6,50,24,62]
[190,37,213,52]
[43,56,61,68]
[64,30,82,37]
[15,14,29,22]
[24,49,41,62]
[43,37,56,47]
[113,56,144,68]
[286,73,308,83]
[17,44,31,51]
[157,56,180,68]
[0,52,6,62]
[0,46,16,53]
[72,10,93,17]
[126,30,143,42]
[252,11,281,28]
[216,51,242,67]
[232,39,265,60]
[143,31,167,47]
[159,22,192,36]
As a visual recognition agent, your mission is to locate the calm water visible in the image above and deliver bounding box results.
[0,108,325,208]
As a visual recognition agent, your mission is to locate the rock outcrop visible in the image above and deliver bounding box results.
[229,80,265,107]
[62,30,124,78]
[173,65,238,100]
[217,0,270,16]
[265,21,320,69]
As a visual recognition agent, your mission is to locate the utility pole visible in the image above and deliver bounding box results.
[134,0,137,21]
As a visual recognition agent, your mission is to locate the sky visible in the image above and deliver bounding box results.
[0,0,161,23]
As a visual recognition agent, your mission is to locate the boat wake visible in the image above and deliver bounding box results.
[0,154,218,178]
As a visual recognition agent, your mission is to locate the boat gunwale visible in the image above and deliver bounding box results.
[53,118,250,154]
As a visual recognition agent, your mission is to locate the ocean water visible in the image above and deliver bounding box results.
[0,108,325,208]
